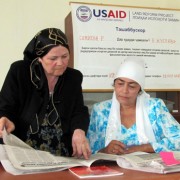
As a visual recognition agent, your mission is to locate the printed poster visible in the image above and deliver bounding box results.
[71,3,180,90]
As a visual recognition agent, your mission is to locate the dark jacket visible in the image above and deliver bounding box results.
[0,60,89,155]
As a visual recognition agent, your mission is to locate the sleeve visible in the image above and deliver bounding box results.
[86,102,108,154]
[150,98,180,152]
[69,70,90,134]
[0,63,20,121]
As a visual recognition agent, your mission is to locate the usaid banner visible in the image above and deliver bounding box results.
[71,3,180,91]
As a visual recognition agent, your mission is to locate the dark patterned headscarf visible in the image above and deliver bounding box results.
[23,28,69,61]
[23,28,69,90]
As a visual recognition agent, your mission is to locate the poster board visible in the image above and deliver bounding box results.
[67,2,180,92]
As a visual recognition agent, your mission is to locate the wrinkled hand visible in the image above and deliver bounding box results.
[124,144,154,154]
[123,145,140,154]
[72,129,91,159]
[0,117,15,137]
[101,140,126,155]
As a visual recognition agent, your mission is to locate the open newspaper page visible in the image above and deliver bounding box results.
[3,144,81,170]
[3,129,33,149]
[74,152,118,167]
[117,152,180,174]
[1,130,118,175]
[1,130,80,174]
[4,144,118,171]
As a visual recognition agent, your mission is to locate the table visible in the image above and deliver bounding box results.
[0,162,180,180]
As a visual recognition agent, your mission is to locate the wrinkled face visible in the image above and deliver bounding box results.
[114,77,141,106]
[39,45,69,77]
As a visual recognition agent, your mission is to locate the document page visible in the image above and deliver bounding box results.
[71,152,119,167]
[117,152,180,174]
[2,130,80,170]
[3,129,33,149]
[3,145,79,170]
[2,130,119,170]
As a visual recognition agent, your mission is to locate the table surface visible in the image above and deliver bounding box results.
[1,162,180,180]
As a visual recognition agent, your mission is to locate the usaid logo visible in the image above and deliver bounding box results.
[76,6,92,22]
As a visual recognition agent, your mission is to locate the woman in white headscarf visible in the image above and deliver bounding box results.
[87,57,180,154]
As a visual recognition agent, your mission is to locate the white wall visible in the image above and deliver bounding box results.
[0,0,180,88]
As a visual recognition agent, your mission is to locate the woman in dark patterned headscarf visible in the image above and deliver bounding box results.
[0,28,91,159]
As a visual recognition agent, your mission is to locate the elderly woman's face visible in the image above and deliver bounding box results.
[39,45,69,76]
[114,77,141,106]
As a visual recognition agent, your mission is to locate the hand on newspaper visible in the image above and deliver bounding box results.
[124,144,155,154]
[0,117,15,137]
[72,129,91,160]
[100,140,127,155]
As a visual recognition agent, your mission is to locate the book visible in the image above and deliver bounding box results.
[69,165,123,178]
[0,130,119,175]
[116,151,180,174]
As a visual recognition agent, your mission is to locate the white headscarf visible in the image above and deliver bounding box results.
[105,57,156,146]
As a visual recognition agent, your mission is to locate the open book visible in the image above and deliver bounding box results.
[117,152,180,174]
[0,130,119,175]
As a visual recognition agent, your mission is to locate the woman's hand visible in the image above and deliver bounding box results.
[99,140,126,155]
[124,144,154,154]
[72,129,91,159]
[0,117,15,137]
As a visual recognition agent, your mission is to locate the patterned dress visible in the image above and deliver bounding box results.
[25,93,69,156]
[87,98,180,154]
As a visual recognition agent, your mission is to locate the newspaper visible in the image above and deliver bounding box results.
[3,130,179,175]
[0,130,118,175]
[117,152,180,174]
